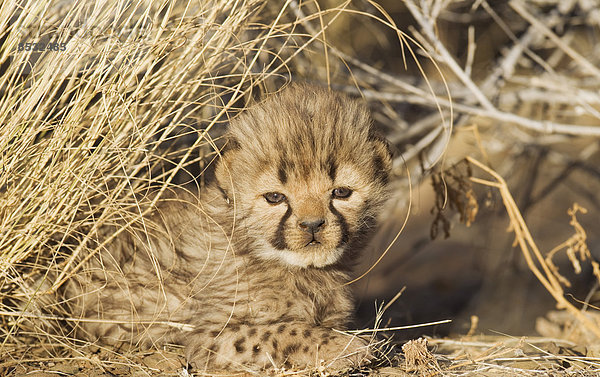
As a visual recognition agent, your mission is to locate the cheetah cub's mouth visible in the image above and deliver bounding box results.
[214,84,392,269]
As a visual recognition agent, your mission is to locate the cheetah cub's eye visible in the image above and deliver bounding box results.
[264,192,286,204]
[332,187,352,199]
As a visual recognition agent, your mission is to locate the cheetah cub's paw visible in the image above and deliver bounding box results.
[184,324,372,372]
[319,331,373,370]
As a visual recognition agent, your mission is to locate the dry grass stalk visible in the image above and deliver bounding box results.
[467,156,600,340]
[545,204,600,288]
[428,335,600,375]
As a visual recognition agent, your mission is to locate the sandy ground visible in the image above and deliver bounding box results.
[3,334,600,377]
[3,349,187,377]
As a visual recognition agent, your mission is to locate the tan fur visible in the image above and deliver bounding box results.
[60,84,392,371]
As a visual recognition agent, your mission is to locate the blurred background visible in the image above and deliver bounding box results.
[323,0,600,341]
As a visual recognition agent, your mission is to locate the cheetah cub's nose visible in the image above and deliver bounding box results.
[298,218,326,234]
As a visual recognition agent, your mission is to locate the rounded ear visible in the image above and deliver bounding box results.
[369,134,393,184]
[214,136,241,198]
[372,133,393,163]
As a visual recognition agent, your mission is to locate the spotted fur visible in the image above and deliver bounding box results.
[61,84,392,372]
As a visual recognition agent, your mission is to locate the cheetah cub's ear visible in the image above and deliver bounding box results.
[213,138,241,201]
[369,133,393,184]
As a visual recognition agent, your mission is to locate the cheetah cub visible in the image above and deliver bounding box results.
[66,84,392,371]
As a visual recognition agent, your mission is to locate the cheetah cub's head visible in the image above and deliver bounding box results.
[215,84,392,268]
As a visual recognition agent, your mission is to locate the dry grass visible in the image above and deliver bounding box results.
[467,157,600,340]
[1,0,600,376]
[2,0,273,338]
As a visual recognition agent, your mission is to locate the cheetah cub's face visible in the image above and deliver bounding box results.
[215,85,392,268]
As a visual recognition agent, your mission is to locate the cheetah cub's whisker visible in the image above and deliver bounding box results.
[62,83,392,372]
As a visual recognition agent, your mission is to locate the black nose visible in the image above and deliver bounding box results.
[298,218,326,234]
